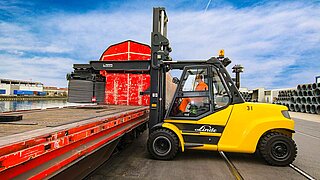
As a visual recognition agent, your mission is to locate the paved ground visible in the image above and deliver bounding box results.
[290,112,320,178]
[292,119,320,178]
[88,112,320,180]
[87,132,234,180]
[289,112,320,122]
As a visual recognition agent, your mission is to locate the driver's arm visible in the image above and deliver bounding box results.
[179,98,190,112]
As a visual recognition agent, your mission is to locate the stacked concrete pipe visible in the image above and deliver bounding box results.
[274,82,320,114]
[240,92,252,102]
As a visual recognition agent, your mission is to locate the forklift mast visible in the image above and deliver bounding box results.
[149,7,171,128]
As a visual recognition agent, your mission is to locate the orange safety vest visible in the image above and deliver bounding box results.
[195,82,208,91]
[179,81,208,112]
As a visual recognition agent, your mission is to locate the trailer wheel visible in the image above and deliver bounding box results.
[147,129,179,160]
[258,132,297,166]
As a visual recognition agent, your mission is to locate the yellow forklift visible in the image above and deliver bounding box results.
[68,7,297,166]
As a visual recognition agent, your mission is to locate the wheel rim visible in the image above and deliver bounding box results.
[153,136,171,156]
[270,141,290,161]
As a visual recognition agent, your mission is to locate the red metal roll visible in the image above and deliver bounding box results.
[99,40,151,106]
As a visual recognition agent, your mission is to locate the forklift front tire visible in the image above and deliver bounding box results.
[258,132,297,166]
[147,128,179,160]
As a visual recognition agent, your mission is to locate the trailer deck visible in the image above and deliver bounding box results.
[0,105,149,179]
[0,105,144,137]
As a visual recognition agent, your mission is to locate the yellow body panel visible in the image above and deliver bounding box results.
[218,103,294,153]
[162,123,185,152]
[162,103,294,153]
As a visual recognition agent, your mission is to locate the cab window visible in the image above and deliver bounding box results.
[169,96,210,117]
[169,67,210,118]
[180,68,208,92]
[212,68,230,109]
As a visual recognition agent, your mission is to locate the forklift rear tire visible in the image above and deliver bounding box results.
[147,128,179,160]
[258,132,297,166]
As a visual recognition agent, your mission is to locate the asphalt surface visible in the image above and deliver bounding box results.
[88,115,320,180]
[292,118,320,179]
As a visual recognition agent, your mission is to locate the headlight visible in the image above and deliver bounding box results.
[281,110,291,119]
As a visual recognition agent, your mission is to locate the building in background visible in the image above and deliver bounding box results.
[44,86,68,96]
[240,87,297,103]
[0,79,44,96]
[0,79,68,97]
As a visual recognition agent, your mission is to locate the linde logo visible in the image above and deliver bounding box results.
[103,64,113,68]
[195,125,217,133]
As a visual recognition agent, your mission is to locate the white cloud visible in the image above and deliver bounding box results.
[0,22,72,53]
[0,2,319,89]
[168,2,320,88]
[0,54,75,87]
[37,12,151,59]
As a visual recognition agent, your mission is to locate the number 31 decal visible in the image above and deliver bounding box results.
[247,106,253,111]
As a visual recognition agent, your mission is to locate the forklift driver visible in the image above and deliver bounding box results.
[194,74,208,91]
[179,74,208,112]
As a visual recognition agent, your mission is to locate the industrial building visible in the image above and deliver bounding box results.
[0,79,44,96]
[44,86,68,96]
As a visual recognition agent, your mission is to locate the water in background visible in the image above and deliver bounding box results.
[0,100,85,112]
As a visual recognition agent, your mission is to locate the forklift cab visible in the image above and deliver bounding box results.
[167,65,231,119]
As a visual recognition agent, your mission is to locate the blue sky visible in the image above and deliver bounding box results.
[0,0,319,89]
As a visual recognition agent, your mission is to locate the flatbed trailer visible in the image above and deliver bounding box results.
[0,105,148,179]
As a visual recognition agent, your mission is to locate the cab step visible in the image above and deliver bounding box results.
[184,143,204,147]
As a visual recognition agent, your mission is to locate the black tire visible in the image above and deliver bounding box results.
[147,128,179,160]
[258,132,297,166]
